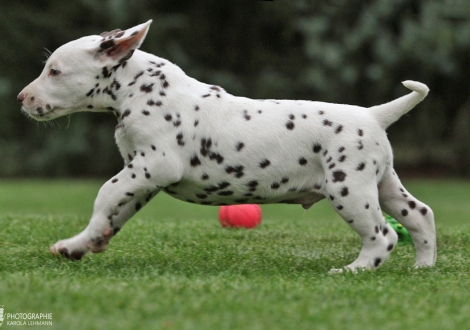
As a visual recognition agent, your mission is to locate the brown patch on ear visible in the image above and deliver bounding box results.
[107,28,147,59]
[97,21,152,63]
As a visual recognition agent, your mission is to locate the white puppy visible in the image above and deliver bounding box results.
[18,21,436,272]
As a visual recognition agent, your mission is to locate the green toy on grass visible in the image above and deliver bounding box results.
[385,215,413,245]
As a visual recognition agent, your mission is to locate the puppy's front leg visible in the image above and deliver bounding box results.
[50,161,164,260]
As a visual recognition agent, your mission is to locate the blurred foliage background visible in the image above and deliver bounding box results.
[1,0,469,178]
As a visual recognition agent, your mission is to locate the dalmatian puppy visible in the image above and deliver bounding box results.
[17,21,436,272]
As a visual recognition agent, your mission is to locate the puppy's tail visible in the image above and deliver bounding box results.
[370,80,429,129]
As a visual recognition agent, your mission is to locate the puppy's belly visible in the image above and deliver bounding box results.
[163,180,325,207]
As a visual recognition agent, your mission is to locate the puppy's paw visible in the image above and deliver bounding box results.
[50,240,88,261]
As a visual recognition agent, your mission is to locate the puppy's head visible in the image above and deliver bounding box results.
[17,20,152,121]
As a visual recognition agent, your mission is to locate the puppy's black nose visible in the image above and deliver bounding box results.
[17,92,26,103]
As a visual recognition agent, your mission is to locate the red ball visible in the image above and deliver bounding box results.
[219,204,262,229]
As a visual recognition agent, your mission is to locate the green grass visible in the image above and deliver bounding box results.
[1,179,470,330]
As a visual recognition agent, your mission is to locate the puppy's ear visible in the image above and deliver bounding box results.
[96,20,152,64]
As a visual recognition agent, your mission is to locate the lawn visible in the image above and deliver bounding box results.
[0,179,469,330]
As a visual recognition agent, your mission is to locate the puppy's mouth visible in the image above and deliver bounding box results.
[21,105,60,121]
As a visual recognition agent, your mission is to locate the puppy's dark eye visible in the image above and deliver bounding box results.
[50,69,61,76]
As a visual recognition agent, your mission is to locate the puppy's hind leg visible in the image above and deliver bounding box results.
[378,170,436,268]
[326,180,398,273]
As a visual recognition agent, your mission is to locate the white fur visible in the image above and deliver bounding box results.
[18,21,436,272]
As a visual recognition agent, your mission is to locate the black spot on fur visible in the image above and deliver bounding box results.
[190,155,201,167]
[323,119,333,126]
[332,170,346,182]
[338,155,346,162]
[121,109,131,119]
[209,152,224,164]
[236,142,245,151]
[243,110,251,121]
[218,191,234,196]
[356,163,366,171]
[140,83,154,93]
[102,66,112,79]
[335,125,343,134]
[387,243,394,251]
[218,181,231,190]
[225,165,244,178]
[298,157,307,165]
[383,227,389,236]
[135,203,142,211]
[340,187,349,197]
[142,110,150,116]
[365,203,370,209]
[408,201,416,209]
[247,180,259,191]
[128,71,143,85]
[313,144,322,153]
[111,178,118,183]
[196,193,208,199]
[401,209,409,216]
[200,138,212,156]
[286,121,295,130]
[374,258,381,267]
[176,133,185,146]
[271,182,281,189]
[420,207,428,215]
[260,159,271,168]
[164,114,172,121]
[358,129,364,136]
